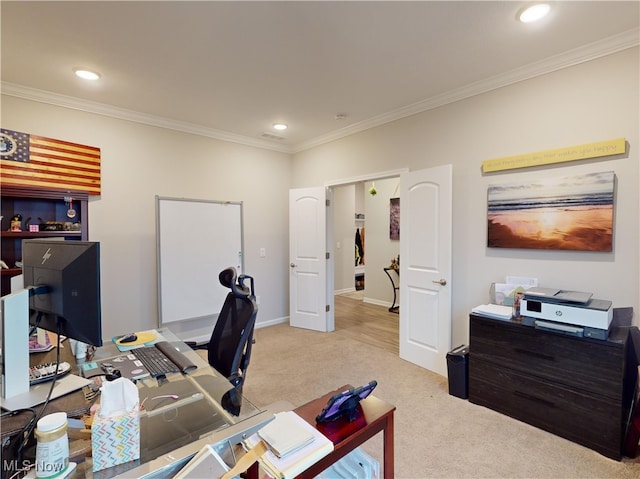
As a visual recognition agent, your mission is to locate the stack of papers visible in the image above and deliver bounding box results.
[472,304,513,320]
[245,411,333,479]
[258,411,315,457]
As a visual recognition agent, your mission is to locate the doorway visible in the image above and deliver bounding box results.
[331,178,401,351]
[332,178,400,311]
[290,165,452,375]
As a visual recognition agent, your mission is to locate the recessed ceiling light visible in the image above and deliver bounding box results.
[73,68,101,81]
[518,3,550,23]
[272,123,288,131]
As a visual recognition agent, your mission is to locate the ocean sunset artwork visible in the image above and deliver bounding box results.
[487,171,614,251]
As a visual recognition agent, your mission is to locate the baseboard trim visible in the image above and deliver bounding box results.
[256,317,289,329]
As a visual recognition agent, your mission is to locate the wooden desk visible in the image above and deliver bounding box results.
[247,385,395,478]
[2,341,90,440]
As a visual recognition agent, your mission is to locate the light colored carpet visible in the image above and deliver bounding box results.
[242,322,640,479]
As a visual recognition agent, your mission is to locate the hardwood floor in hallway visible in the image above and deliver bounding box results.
[333,294,399,354]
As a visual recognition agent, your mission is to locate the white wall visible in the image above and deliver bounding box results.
[332,185,355,293]
[2,48,637,348]
[332,184,356,293]
[292,48,640,344]
[1,96,292,340]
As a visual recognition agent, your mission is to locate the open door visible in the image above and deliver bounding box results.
[289,187,334,332]
[399,165,452,376]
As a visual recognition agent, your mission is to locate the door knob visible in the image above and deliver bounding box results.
[290,263,297,268]
[432,278,447,286]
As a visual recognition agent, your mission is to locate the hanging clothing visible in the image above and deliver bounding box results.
[355,228,364,266]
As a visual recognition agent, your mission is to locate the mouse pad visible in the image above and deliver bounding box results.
[112,330,159,350]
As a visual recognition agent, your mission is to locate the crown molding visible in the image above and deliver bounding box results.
[2,28,637,156]
[325,168,409,187]
[0,83,295,154]
[292,28,639,153]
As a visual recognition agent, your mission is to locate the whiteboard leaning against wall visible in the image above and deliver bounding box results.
[156,196,244,326]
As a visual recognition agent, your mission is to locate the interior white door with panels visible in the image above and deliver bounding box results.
[289,187,334,332]
[400,164,453,376]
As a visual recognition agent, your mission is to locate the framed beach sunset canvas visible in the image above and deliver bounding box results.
[487,171,614,251]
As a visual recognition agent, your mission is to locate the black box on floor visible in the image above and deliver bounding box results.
[446,345,469,399]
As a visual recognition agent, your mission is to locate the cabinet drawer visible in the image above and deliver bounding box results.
[469,359,623,460]
[470,315,624,398]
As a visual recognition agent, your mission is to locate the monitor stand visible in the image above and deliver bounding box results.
[0,288,91,411]
[0,374,92,411]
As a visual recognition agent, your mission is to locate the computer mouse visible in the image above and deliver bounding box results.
[120,333,138,343]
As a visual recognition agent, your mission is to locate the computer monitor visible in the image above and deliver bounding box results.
[21,239,103,346]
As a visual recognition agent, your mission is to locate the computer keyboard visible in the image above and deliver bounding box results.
[132,341,197,377]
[29,361,72,385]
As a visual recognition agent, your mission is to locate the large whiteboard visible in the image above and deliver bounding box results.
[156,196,243,325]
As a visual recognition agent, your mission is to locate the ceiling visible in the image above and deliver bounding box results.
[1,1,639,153]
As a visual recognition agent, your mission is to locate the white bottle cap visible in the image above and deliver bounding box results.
[37,412,67,432]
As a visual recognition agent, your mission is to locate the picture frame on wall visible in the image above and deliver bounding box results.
[390,198,400,240]
[487,171,614,252]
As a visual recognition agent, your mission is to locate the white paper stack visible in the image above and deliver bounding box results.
[245,411,334,479]
[471,304,513,320]
[258,411,314,457]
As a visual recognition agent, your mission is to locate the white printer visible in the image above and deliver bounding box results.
[521,287,613,339]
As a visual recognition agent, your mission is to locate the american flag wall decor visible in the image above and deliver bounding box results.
[0,128,101,194]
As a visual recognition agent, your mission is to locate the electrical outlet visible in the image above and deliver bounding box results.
[259,248,266,257]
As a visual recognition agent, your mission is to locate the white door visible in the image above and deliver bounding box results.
[399,165,453,376]
[289,187,334,332]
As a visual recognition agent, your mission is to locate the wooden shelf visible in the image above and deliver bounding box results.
[1,268,22,276]
[1,185,89,295]
[1,231,82,239]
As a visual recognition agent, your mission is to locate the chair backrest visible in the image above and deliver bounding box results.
[207,267,257,392]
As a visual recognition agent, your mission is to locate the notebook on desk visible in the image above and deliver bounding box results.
[245,411,334,479]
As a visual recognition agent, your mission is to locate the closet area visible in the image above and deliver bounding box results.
[333,178,400,309]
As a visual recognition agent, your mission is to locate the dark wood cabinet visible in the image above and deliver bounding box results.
[469,311,637,460]
[1,186,88,295]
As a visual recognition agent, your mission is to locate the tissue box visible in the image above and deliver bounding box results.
[91,406,140,471]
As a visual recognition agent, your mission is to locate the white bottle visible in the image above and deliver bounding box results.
[74,341,88,361]
[35,412,69,478]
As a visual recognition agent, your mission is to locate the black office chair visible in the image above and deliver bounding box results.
[204,267,257,398]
